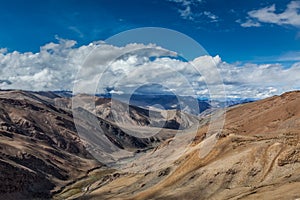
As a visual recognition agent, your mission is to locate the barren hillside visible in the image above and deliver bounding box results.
[55,91,300,200]
[0,90,299,199]
[0,90,101,199]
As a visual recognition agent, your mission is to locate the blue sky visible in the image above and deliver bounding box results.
[0,0,300,98]
[1,0,300,63]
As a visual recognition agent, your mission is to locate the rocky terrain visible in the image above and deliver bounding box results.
[0,90,102,199]
[0,90,299,199]
[71,93,197,130]
[55,91,300,200]
[0,90,195,199]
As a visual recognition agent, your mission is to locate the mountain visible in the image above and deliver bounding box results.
[53,91,254,115]
[0,90,100,199]
[118,93,211,115]
[0,90,198,198]
[54,91,300,200]
[0,90,299,199]
[54,92,212,115]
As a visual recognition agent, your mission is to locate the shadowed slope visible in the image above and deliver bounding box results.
[0,90,100,198]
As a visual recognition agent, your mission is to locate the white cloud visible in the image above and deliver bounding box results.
[0,38,299,99]
[241,1,300,28]
[180,5,193,20]
[68,26,85,38]
[237,19,261,28]
[0,38,177,92]
[252,51,300,62]
[168,0,219,22]
[277,51,300,61]
[0,48,7,54]
[0,38,86,91]
[218,62,300,98]
[168,0,196,20]
[203,11,218,22]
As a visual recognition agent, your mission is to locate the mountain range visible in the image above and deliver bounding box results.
[0,90,299,199]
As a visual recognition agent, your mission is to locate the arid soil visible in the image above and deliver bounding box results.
[0,90,299,200]
[56,91,300,200]
[0,90,100,199]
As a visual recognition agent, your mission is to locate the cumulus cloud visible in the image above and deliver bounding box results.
[218,61,300,98]
[240,1,300,28]
[0,48,7,54]
[0,37,89,91]
[0,38,299,99]
[0,38,176,92]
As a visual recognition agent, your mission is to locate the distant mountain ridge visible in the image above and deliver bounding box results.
[6,90,255,115]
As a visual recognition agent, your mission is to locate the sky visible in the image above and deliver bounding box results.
[0,0,300,98]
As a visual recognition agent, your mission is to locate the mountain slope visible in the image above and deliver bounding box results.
[1,90,299,200]
[0,90,100,199]
[0,90,198,198]
[70,94,197,130]
[56,91,300,200]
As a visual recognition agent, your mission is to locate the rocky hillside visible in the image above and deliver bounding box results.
[54,91,300,200]
[68,94,198,130]
[0,90,104,199]
[0,90,197,199]
[1,90,299,200]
